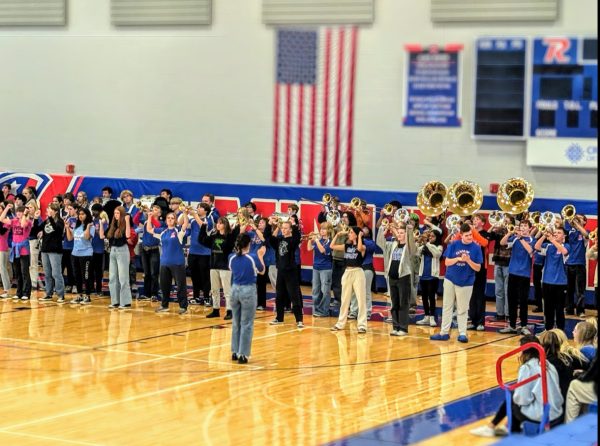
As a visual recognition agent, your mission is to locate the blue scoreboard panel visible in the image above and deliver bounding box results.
[530,37,598,138]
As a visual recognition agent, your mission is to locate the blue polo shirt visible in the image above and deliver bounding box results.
[565,224,587,265]
[229,252,261,286]
[443,240,483,287]
[189,219,212,256]
[312,238,332,270]
[507,235,534,278]
[157,227,185,266]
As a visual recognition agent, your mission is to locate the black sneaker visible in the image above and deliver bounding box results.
[206,309,220,318]
[232,353,238,361]
[238,355,248,364]
[70,296,83,304]
[224,310,232,320]
[155,306,169,313]
[204,298,212,307]
[119,304,132,310]
[81,296,91,305]
[347,314,357,320]
[40,295,54,301]
[178,308,188,315]
[189,298,201,305]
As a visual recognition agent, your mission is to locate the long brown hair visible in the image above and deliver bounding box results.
[107,206,127,239]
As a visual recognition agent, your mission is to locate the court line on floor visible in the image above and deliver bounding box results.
[0,429,102,446]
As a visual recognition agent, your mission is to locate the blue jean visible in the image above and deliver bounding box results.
[41,252,65,298]
[109,245,132,306]
[494,265,510,317]
[312,269,332,316]
[231,284,257,357]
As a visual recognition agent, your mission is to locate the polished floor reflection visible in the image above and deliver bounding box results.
[0,291,533,446]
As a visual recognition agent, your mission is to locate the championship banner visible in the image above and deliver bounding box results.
[403,43,463,127]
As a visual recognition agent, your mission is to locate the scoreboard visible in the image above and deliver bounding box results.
[530,37,597,138]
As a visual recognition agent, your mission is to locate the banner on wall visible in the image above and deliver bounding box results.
[403,44,463,127]
[0,172,597,302]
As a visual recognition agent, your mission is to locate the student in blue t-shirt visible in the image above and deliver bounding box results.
[416,229,443,327]
[431,223,483,343]
[62,202,78,293]
[65,207,95,304]
[307,222,333,317]
[228,233,266,364]
[188,203,214,306]
[90,204,108,296]
[534,227,570,331]
[564,215,589,317]
[499,220,535,335]
[148,211,190,315]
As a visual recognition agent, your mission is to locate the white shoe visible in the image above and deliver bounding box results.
[13,295,21,300]
[416,316,430,326]
[470,425,496,437]
[0,292,8,298]
[429,317,437,327]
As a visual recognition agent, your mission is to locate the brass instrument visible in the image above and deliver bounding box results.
[488,210,506,227]
[323,193,332,204]
[380,218,390,228]
[270,212,290,224]
[136,195,157,212]
[445,214,462,235]
[497,178,534,215]
[326,210,341,227]
[589,229,597,241]
[224,212,238,227]
[136,201,150,212]
[539,211,557,232]
[529,211,541,226]
[382,203,394,215]
[416,181,448,217]
[393,208,410,225]
[301,231,319,241]
[561,204,576,222]
[349,197,362,209]
[506,223,515,233]
[446,180,483,216]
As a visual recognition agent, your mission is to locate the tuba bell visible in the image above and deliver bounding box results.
[326,210,341,227]
[446,180,483,216]
[393,208,410,225]
[497,178,534,215]
[488,210,506,227]
[416,181,448,217]
[528,211,541,226]
[539,211,557,231]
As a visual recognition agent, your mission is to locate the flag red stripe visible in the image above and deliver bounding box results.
[272,84,280,182]
[320,29,332,186]
[333,28,345,187]
[346,27,358,186]
[296,84,304,184]
[284,84,292,183]
[309,86,317,186]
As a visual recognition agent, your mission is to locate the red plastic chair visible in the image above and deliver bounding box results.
[496,342,550,436]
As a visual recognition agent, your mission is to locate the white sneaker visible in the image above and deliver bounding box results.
[21,296,30,300]
[520,327,532,335]
[0,292,8,298]
[429,317,437,327]
[416,316,430,326]
[397,330,408,336]
[297,321,304,328]
[494,425,509,436]
[13,295,21,300]
[476,325,485,331]
[470,425,496,437]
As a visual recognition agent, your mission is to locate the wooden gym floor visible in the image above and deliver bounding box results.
[0,285,591,446]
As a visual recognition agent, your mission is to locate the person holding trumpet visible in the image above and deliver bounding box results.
[534,227,569,331]
[376,220,417,336]
[585,229,597,309]
[564,213,589,317]
[415,229,443,327]
[307,222,334,317]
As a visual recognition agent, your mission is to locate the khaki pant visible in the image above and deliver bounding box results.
[440,279,472,335]
[565,380,596,422]
[210,269,232,310]
[336,268,367,330]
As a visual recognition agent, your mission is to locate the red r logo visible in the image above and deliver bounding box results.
[543,37,571,63]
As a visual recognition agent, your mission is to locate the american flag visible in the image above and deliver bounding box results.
[272,27,358,187]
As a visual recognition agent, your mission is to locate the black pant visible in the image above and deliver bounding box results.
[188,254,211,300]
[140,248,160,298]
[491,400,536,432]
[13,255,31,298]
[62,249,75,287]
[73,255,93,296]
[543,283,566,330]
[331,259,346,302]
[159,264,188,309]
[129,259,136,287]
[468,266,487,326]
[390,275,411,332]
[256,271,269,308]
[92,252,104,294]
[566,264,586,314]
[532,263,544,309]
[507,274,530,329]
[420,278,439,316]
[275,268,302,322]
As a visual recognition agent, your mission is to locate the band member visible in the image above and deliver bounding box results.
[531,224,545,313]
[349,226,376,320]
[33,204,65,302]
[565,215,589,317]
[1,204,33,300]
[415,229,443,327]
[90,203,108,296]
[499,220,535,335]
[188,202,213,306]
[330,212,356,306]
[201,193,220,226]
[76,190,90,210]
[25,199,43,291]
[119,190,139,219]
[487,215,513,321]
[103,206,133,310]
[149,211,190,315]
[243,201,261,224]
[160,188,172,203]
[586,232,597,308]
[430,223,483,342]
[307,222,333,317]
[269,219,303,327]
[377,222,416,336]
[330,226,368,333]
[464,214,490,332]
[0,203,10,298]
[256,217,276,310]
[133,202,164,301]
[375,200,401,229]
[228,234,266,364]
[534,227,569,331]
[199,216,238,319]
[62,202,78,293]
[66,207,95,304]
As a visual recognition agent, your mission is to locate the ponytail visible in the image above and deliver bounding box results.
[234,233,251,255]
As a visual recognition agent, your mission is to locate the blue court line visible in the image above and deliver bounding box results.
[324,386,505,445]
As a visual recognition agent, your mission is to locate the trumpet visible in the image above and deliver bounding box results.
[301,231,319,241]
[589,229,597,241]
[528,211,541,226]
[326,210,341,227]
[382,203,394,215]
[270,212,290,224]
[179,203,194,213]
[393,208,410,225]
[488,210,506,228]
[136,201,150,212]
[561,204,576,222]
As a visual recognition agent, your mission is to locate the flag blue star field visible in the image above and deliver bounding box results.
[272,27,358,187]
